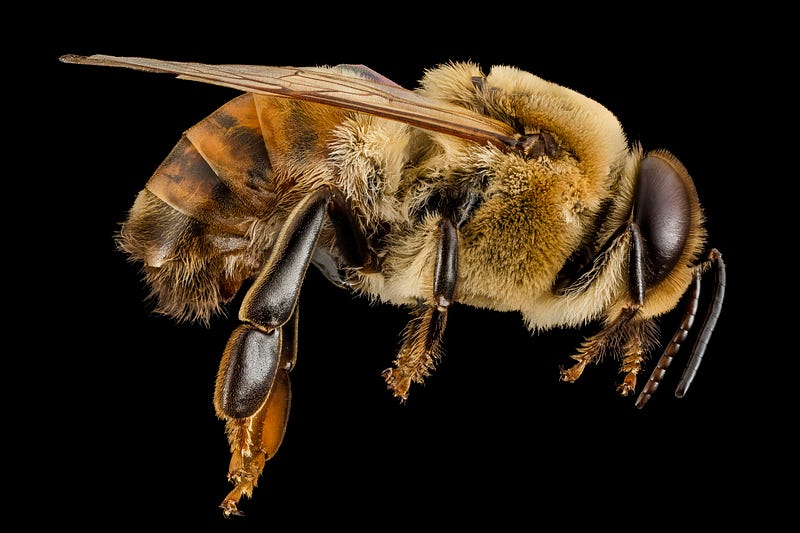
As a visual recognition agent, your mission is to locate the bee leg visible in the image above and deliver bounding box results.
[214,187,332,516]
[326,183,373,270]
[383,218,457,400]
[616,319,657,395]
[561,224,647,385]
[217,312,296,516]
[560,305,639,383]
[310,184,376,287]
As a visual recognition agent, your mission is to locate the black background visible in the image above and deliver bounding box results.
[32,7,786,530]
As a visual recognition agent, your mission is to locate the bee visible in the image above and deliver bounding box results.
[61,54,726,517]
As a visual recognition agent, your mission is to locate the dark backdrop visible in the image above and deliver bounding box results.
[33,8,783,531]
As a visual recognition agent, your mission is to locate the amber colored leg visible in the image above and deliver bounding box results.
[383,218,457,400]
[220,369,292,517]
[616,319,655,396]
[383,305,448,400]
[560,306,639,383]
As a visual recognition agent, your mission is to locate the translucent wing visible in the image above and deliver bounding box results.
[60,54,519,148]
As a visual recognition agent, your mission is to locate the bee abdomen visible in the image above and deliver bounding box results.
[146,94,275,231]
[117,94,279,323]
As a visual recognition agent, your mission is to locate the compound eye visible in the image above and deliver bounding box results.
[633,153,692,286]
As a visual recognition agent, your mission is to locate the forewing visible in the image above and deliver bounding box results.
[60,54,519,148]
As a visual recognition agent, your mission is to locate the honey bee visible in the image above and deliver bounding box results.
[60,54,726,517]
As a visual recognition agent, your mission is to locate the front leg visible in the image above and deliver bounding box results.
[560,224,649,389]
